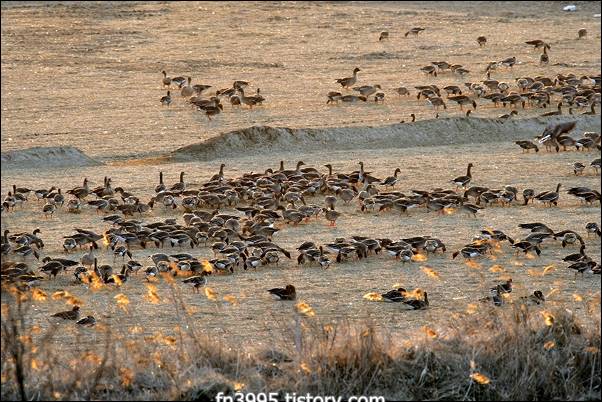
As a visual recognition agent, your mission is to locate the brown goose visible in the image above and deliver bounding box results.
[578,28,587,39]
[379,31,389,41]
[427,97,446,111]
[535,183,561,206]
[540,47,549,65]
[335,67,361,89]
[181,77,194,97]
[525,40,550,50]
[160,91,171,106]
[161,70,171,88]
[405,27,425,37]
[515,140,538,153]
[477,36,487,47]
[268,284,296,300]
[170,172,186,191]
[203,104,223,120]
[448,95,477,110]
[66,178,90,200]
[51,305,80,321]
[451,163,473,188]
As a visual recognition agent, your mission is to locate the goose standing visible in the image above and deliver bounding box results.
[160,91,172,107]
[451,163,473,189]
[170,172,186,192]
[380,168,401,188]
[335,67,361,89]
[161,70,171,88]
[180,77,194,97]
[540,46,549,65]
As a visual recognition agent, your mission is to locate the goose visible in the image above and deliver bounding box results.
[353,84,381,97]
[34,186,56,202]
[67,178,90,200]
[76,316,96,327]
[443,85,463,96]
[540,47,549,65]
[160,91,172,106]
[448,95,477,110]
[451,163,473,188]
[515,140,538,152]
[577,28,587,39]
[378,31,389,41]
[112,245,133,260]
[268,284,296,300]
[567,260,597,276]
[420,65,437,76]
[476,36,487,46]
[454,67,470,77]
[585,222,600,237]
[202,104,223,120]
[554,230,584,248]
[511,241,541,256]
[233,80,249,89]
[192,84,212,95]
[51,305,80,321]
[381,287,407,302]
[427,97,446,111]
[562,245,589,262]
[518,222,554,234]
[340,95,367,103]
[171,75,187,87]
[42,201,56,218]
[394,86,410,96]
[335,67,361,88]
[405,27,425,37]
[499,56,516,68]
[402,291,429,310]
[525,40,550,50]
[236,87,261,108]
[374,92,385,103]
[63,238,77,253]
[380,168,401,188]
[170,171,186,191]
[534,183,561,206]
[452,246,487,259]
[180,77,195,98]
[161,70,171,88]
[322,207,341,226]
[155,171,166,193]
[40,260,64,278]
[318,254,331,269]
[326,91,343,104]
[573,162,586,175]
[144,265,159,281]
[460,201,483,217]
[183,271,210,293]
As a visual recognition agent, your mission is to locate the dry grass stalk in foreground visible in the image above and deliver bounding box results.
[1,284,600,401]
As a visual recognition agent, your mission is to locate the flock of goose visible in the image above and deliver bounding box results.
[2,20,601,327]
[157,28,599,123]
[2,146,601,322]
[159,74,265,120]
[326,29,599,120]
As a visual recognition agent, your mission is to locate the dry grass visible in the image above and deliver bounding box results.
[2,283,599,401]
